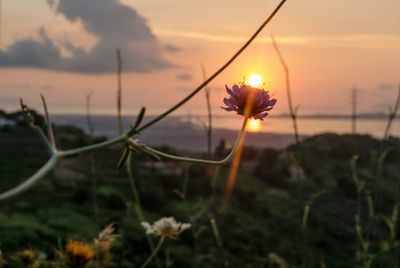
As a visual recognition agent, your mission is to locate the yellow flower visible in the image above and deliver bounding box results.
[65,240,95,267]
[18,249,38,264]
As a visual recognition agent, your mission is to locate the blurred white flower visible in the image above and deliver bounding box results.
[141,217,191,239]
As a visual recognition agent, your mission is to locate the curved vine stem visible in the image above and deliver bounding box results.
[271,35,299,145]
[49,0,287,157]
[0,155,58,201]
[138,117,248,165]
[61,134,126,157]
[1,0,288,201]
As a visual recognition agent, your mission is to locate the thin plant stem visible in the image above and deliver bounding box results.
[177,165,201,267]
[0,0,2,51]
[223,126,247,205]
[374,148,390,214]
[351,155,363,216]
[211,166,221,196]
[210,217,223,247]
[61,135,124,156]
[90,154,99,220]
[383,83,400,140]
[351,87,357,134]
[115,50,161,268]
[0,100,59,200]
[40,94,57,150]
[140,117,248,165]
[0,155,58,200]
[86,92,98,220]
[86,92,95,135]
[0,114,246,200]
[189,167,221,223]
[20,99,54,153]
[301,191,323,268]
[201,64,213,158]
[126,155,161,268]
[270,36,302,203]
[116,49,123,135]
[182,164,189,200]
[302,203,310,268]
[139,236,165,268]
[271,35,299,145]
[125,157,145,242]
[126,154,142,211]
[34,125,55,153]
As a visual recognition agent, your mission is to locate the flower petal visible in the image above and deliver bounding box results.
[255,112,269,120]
[223,97,238,107]
[225,85,233,96]
[221,106,235,112]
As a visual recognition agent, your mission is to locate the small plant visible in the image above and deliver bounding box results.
[140,217,191,268]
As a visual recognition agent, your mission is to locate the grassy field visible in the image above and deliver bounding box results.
[0,114,399,267]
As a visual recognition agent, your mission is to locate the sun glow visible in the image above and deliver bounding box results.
[247,74,263,87]
[247,119,262,132]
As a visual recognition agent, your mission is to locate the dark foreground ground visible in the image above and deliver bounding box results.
[0,113,399,267]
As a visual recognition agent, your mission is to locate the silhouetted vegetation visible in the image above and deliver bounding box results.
[1,117,399,267]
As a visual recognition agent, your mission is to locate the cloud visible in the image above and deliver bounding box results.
[155,29,400,49]
[176,73,192,81]
[0,0,170,73]
[0,28,63,69]
[163,44,182,53]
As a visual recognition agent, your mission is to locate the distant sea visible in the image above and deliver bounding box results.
[50,114,399,152]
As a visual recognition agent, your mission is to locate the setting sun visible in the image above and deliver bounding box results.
[247,74,263,88]
[247,119,262,132]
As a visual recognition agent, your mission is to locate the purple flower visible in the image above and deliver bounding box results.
[222,83,277,120]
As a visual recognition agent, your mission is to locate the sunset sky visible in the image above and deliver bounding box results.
[0,0,399,116]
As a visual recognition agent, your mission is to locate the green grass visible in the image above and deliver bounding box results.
[0,123,399,267]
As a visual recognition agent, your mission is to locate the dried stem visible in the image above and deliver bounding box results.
[301,191,324,230]
[201,64,213,158]
[0,155,58,200]
[20,98,54,153]
[0,0,2,51]
[86,91,95,136]
[116,49,123,135]
[62,135,125,156]
[271,35,299,145]
[138,117,248,165]
[352,87,357,134]
[86,91,98,219]
[40,94,57,150]
[115,49,161,268]
[383,83,400,140]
